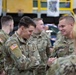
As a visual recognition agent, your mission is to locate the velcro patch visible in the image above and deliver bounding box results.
[10,44,18,50]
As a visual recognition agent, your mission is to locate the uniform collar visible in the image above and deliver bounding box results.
[15,32,26,44]
[32,31,45,38]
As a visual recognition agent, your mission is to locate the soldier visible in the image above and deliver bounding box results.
[46,23,76,75]
[26,18,52,75]
[4,16,38,75]
[0,15,14,75]
[51,15,75,57]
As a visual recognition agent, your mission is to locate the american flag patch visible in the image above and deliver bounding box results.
[10,44,18,50]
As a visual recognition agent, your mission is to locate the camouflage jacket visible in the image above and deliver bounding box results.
[5,32,40,75]
[47,54,76,75]
[0,30,9,73]
[51,35,74,57]
[28,31,51,64]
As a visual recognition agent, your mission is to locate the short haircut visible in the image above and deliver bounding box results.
[33,18,43,21]
[33,18,43,25]
[1,15,13,26]
[59,15,75,24]
[18,16,36,28]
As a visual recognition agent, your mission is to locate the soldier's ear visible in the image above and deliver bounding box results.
[19,26,23,32]
[20,26,24,30]
[21,26,27,31]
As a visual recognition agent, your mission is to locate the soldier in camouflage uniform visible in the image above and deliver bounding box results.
[46,23,76,75]
[4,16,41,75]
[0,15,14,75]
[51,15,75,58]
[26,18,52,75]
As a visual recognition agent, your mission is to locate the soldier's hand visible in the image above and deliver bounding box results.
[47,57,56,66]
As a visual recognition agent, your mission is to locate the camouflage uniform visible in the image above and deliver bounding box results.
[27,31,51,75]
[51,33,74,57]
[0,30,9,74]
[5,32,40,75]
[46,54,76,75]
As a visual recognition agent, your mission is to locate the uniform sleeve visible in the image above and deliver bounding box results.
[0,38,6,73]
[46,36,52,57]
[47,55,76,75]
[0,45,4,73]
[51,38,63,57]
[5,39,38,71]
[46,59,60,75]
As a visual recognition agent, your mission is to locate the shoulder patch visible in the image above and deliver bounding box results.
[10,44,18,50]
